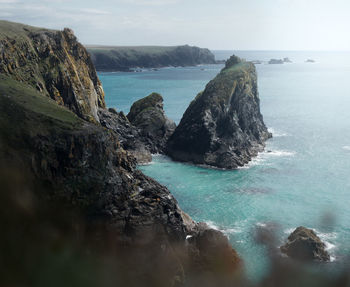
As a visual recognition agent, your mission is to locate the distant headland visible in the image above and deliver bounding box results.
[86,45,216,71]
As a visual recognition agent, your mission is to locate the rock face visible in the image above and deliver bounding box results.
[98,108,153,163]
[0,20,105,122]
[87,45,216,71]
[280,227,330,261]
[0,20,241,284]
[166,55,271,169]
[127,93,176,154]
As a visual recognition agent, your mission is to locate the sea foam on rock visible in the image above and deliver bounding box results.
[281,226,330,262]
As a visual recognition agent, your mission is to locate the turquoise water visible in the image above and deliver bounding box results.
[99,51,350,279]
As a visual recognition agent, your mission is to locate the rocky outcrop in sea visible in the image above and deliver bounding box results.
[127,93,176,154]
[281,226,330,261]
[166,55,271,169]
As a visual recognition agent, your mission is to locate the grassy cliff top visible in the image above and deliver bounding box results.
[86,45,200,54]
[0,20,53,40]
[0,74,81,132]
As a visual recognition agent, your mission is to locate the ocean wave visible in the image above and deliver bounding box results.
[205,220,242,236]
[238,149,296,169]
[342,146,350,151]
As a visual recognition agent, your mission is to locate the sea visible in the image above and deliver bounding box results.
[98,51,350,280]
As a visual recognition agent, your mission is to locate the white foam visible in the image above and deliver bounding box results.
[205,221,242,235]
[205,220,220,230]
[342,146,350,151]
[284,227,338,260]
[238,149,296,169]
[256,222,267,228]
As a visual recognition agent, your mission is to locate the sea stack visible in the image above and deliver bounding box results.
[166,55,271,169]
[127,93,176,154]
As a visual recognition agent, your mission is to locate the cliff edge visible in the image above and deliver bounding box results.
[0,20,241,285]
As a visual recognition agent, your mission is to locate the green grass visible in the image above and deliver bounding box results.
[0,20,52,41]
[0,74,81,129]
[86,45,181,55]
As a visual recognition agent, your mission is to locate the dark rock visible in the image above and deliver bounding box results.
[127,93,176,153]
[98,108,152,163]
[0,20,242,282]
[186,222,241,274]
[268,59,284,64]
[166,55,271,169]
[306,59,315,63]
[283,57,292,63]
[280,226,330,261]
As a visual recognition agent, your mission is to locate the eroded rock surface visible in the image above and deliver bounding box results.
[166,55,271,169]
[127,93,176,154]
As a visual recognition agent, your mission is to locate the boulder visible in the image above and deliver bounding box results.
[280,226,330,261]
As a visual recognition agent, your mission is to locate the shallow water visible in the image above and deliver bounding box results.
[99,51,350,279]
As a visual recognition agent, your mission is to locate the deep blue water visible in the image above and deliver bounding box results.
[99,51,350,280]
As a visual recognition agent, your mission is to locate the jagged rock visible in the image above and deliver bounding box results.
[127,93,176,153]
[280,226,330,261]
[283,57,292,63]
[0,20,241,283]
[0,20,105,122]
[166,55,271,169]
[98,108,152,163]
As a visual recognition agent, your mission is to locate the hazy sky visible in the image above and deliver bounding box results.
[0,0,349,50]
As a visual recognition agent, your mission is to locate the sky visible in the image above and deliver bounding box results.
[0,0,349,50]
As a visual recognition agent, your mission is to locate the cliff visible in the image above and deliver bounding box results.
[166,55,271,169]
[87,45,216,71]
[0,20,105,122]
[0,21,241,285]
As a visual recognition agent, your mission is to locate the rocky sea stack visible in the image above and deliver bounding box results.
[166,55,271,169]
[281,227,330,262]
[127,93,176,154]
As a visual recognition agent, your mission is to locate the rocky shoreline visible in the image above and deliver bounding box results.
[0,20,241,285]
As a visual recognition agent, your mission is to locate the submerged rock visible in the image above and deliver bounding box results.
[127,93,176,154]
[306,59,316,63]
[166,55,271,169]
[280,226,330,261]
